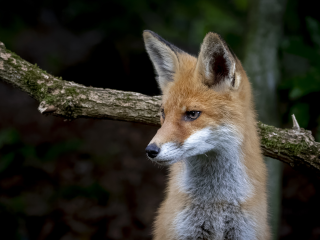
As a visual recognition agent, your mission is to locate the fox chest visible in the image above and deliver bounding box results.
[174,203,255,240]
[172,154,255,239]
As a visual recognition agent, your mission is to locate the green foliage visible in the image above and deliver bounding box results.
[0,128,20,148]
[279,4,320,138]
[233,0,248,11]
[41,140,81,162]
[59,183,109,204]
[0,129,81,173]
[0,129,33,174]
[0,128,111,238]
[0,0,248,60]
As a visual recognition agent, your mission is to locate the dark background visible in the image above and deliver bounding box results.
[1,0,320,239]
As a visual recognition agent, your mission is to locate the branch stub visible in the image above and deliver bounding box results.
[291,114,300,132]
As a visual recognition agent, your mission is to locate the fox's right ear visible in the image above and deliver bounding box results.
[143,30,182,91]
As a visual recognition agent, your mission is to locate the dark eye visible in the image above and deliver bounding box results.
[161,108,165,119]
[185,111,201,121]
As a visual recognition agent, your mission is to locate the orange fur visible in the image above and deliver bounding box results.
[144,31,270,240]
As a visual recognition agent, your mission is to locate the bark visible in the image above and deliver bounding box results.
[258,120,320,175]
[1,41,320,177]
[0,41,161,126]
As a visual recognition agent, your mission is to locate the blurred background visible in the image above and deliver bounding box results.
[1,0,320,239]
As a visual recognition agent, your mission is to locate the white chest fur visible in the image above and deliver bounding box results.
[173,127,255,240]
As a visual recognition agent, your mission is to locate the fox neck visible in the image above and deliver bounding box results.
[179,136,251,205]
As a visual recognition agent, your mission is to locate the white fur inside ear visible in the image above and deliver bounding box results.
[203,54,213,80]
[231,62,236,76]
[233,64,241,89]
[144,36,178,90]
[234,72,241,89]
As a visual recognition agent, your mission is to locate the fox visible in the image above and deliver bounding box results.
[143,30,270,240]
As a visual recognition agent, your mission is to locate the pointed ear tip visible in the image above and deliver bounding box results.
[143,30,151,38]
[143,30,156,38]
[204,32,221,40]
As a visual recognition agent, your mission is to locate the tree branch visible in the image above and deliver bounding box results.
[0,41,161,126]
[1,41,320,176]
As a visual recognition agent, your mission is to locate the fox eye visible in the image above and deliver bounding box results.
[185,111,201,121]
[161,108,165,119]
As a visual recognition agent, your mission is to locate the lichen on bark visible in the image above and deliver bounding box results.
[258,121,320,174]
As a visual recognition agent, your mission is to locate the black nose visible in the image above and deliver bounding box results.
[145,143,160,158]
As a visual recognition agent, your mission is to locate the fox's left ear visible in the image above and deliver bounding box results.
[143,30,183,91]
[197,32,240,91]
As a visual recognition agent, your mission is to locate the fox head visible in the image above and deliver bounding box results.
[143,30,252,165]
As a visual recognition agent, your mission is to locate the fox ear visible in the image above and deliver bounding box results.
[197,32,239,91]
[143,30,182,91]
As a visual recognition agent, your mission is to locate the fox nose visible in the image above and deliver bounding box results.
[145,143,160,158]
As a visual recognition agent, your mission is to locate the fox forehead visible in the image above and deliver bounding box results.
[159,89,230,144]
[162,74,234,117]
[161,52,233,111]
